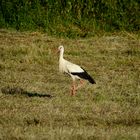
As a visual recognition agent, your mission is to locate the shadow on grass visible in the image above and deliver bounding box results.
[1,86,53,98]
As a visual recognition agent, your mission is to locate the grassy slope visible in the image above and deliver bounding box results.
[0,30,140,140]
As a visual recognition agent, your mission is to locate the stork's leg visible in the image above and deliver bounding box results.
[70,80,85,95]
[76,79,85,90]
[71,80,76,96]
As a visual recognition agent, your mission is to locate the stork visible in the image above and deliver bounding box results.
[58,45,96,95]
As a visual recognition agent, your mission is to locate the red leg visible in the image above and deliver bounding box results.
[71,81,76,96]
[80,80,85,87]
[76,79,85,90]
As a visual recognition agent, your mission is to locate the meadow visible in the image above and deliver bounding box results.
[0,29,140,139]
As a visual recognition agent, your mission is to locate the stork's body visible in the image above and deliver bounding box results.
[58,45,96,95]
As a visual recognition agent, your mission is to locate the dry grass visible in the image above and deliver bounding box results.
[0,29,140,140]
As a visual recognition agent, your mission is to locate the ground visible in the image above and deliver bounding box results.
[0,29,140,140]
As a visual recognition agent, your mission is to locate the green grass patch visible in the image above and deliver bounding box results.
[0,0,139,37]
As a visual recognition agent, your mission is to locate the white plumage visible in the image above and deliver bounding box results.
[58,45,95,95]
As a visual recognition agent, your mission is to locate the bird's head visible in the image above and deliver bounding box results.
[58,45,64,53]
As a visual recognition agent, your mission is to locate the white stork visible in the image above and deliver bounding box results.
[58,45,96,95]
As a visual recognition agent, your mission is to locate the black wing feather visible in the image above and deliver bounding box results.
[71,68,96,84]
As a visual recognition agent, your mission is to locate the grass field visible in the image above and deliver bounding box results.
[0,29,140,140]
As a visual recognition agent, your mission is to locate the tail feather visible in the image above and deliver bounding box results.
[82,68,96,84]
[87,74,96,84]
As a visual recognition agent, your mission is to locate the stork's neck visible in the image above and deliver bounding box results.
[59,50,64,61]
